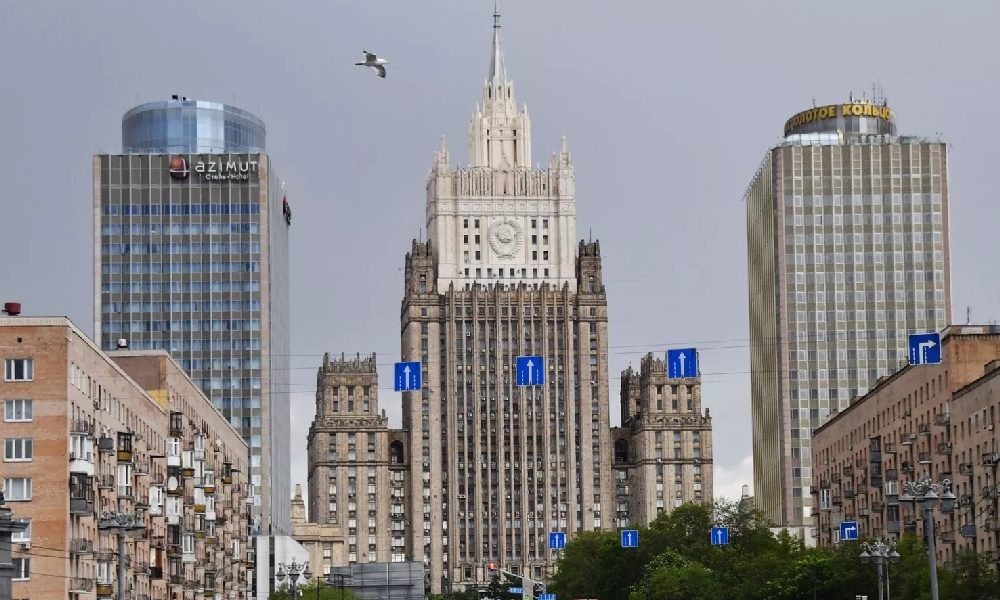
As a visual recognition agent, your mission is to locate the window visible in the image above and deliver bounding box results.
[4,359,33,381]
[12,519,30,542]
[4,438,32,461]
[4,477,31,501]
[12,557,29,580]
[3,399,32,422]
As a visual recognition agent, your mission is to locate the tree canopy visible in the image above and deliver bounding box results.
[548,500,1000,600]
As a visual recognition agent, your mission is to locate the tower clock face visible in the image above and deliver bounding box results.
[489,218,523,260]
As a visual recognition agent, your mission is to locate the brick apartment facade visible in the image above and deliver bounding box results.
[0,317,249,600]
[812,325,1000,567]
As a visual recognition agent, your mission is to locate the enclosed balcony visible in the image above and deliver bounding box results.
[69,578,95,593]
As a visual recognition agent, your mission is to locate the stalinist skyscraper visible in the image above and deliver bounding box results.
[399,5,613,592]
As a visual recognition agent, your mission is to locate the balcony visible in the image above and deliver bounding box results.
[150,566,163,579]
[985,518,998,532]
[69,538,95,555]
[69,451,95,476]
[832,495,843,505]
[935,412,950,426]
[869,451,882,463]
[871,501,884,512]
[918,423,931,436]
[939,530,955,543]
[937,443,953,456]
[97,474,115,489]
[902,461,915,473]
[169,574,184,585]
[831,473,842,483]
[901,433,917,445]
[844,489,857,499]
[843,465,854,477]
[887,521,901,533]
[95,550,114,562]
[859,508,871,517]
[71,419,95,435]
[69,578,95,593]
[70,497,94,515]
[884,442,897,454]
[96,582,114,597]
[918,453,933,464]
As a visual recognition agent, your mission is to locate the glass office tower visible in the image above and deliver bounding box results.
[745,98,951,530]
[95,97,291,537]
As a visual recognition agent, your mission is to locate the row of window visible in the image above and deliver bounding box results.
[103,203,260,215]
[102,242,260,255]
[103,319,262,333]
[103,338,262,352]
[102,223,260,235]
[102,281,261,294]
[101,300,261,312]
[102,261,260,274]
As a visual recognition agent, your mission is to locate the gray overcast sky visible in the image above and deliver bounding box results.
[2,0,999,503]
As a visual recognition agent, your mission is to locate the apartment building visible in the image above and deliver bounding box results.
[811,325,1000,567]
[0,317,249,599]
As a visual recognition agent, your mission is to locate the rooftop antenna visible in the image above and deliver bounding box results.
[589,227,593,243]
[967,305,972,325]
[419,228,423,243]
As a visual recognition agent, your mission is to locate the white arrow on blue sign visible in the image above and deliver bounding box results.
[711,526,729,545]
[840,520,859,541]
[548,531,566,550]
[908,332,942,366]
[393,361,422,392]
[620,529,639,548]
[667,348,698,378]
[516,356,545,386]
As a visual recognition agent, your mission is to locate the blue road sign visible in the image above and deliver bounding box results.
[620,529,639,548]
[667,348,699,378]
[840,520,859,541]
[908,332,942,366]
[508,588,523,594]
[549,532,566,550]
[711,527,729,546]
[516,356,545,386]
[393,361,421,392]
[539,594,556,600]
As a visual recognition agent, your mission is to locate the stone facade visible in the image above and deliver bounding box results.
[0,317,249,600]
[613,353,714,525]
[811,325,1000,567]
[303,353,400,571]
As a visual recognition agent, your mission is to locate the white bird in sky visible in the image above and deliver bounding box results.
[355,50,388,79]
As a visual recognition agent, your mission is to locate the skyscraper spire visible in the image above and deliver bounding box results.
[488,0,507,85]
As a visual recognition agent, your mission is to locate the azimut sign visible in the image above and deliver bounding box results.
[194,158,260,182]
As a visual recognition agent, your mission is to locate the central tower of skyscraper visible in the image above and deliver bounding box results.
[400,6,613,592]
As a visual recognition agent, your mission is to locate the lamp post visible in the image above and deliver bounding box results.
[276,559,312,599]
[97,511,146,600]
[860,539,900,600]
[899,475,955,600]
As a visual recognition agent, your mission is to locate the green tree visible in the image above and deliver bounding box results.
[947,547,1000,600]
[269,580,357,600]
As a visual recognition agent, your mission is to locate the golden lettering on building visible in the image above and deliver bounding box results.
[783,103,893,136]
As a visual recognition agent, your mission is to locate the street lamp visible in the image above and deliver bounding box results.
[899,475,955,600]
[860,539,900,600]
[97,511,147,600]
[276,559,313,599]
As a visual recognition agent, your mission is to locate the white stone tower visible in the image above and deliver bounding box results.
[426,2,577,289]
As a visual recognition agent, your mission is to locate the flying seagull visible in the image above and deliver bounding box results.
[356,50,388,79]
